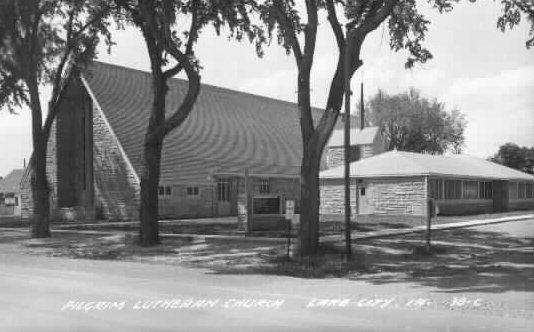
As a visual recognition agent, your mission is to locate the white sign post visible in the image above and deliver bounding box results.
[285,200,295,220]
[285,200,295,259]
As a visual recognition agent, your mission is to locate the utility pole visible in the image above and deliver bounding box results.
[344,30,352,258]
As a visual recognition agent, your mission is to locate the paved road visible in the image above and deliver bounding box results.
[0,219,532,331]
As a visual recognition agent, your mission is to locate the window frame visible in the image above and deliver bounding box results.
[186,186,200,197]
[158,185,172,198]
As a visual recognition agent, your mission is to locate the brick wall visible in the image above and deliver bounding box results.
[159,184,215,218]
[92,104,140,220]
[508,199,534,211]
[435,200,493,215]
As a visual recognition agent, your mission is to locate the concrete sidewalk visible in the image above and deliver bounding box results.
[321,213,534,243]
[1,213,532,244]
[39,212,534,244]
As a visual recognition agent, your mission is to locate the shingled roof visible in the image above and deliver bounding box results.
[327,127,380,147]
[0,169,25,194]
[320,150,534,181]
[83,61,350,184]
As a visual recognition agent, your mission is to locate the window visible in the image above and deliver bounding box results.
[444,180,462,200]
[360,187,366,196]
[158,186,172,197]
[518,182,527,199]
[429,179,443,200]
[187,186,200,196]
[526,183,533,199]
[217,178,231,202]
[463,181,479,199]
[509,182,518,200]
[14,197,18,206]
[258,179,270,194]
[479,181,493,199]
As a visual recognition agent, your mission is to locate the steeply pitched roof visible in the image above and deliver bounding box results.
[83,61,348,183]
[0,169,25,193]
[320,150,534,181]
[327,127,380,147]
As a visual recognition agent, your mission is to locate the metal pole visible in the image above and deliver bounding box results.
[344,31,352,258]
[360,82,364,130]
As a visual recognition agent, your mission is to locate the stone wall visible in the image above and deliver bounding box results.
[326,146,360,169]
[20,121,58,220]
[361,177,426,216]
[92,104,140,220]
[319,178,357,220]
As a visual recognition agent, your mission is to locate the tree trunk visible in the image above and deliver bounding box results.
[298,146,321,256]
[30,137,51,238]
[26,75,51,238]
[139,135,163,246]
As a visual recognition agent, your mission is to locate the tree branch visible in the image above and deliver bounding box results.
[159,30,201,137]
[271,0,303,68]
[163,0,199,80]
[325,0,345,50]
[356,0,399,36]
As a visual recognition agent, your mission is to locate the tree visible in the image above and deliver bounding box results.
[255,0,533,257]
[0,0,112,237]
[113,0,264,246]
[361,89,466,154]
[490,143,534,174]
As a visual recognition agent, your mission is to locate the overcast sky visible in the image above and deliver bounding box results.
[1,1,533,177]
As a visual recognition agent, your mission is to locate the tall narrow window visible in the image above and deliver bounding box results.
[479,181,493,199]
[462,181,478,199]
[444,180,462,200]
[258,179,270,194]
[526,183,533,199]
[430,179,443,200]
[217,178,231,202]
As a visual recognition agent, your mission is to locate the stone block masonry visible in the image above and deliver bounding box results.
[362,177,426,216]
[92,104,140,220]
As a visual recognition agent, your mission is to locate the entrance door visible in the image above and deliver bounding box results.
[217,178,233,216]
[358,186,372,215]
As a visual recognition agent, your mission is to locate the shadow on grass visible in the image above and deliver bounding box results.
[203,227,534,294]
[3,220,532,294]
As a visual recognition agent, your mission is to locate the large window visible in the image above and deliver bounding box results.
[479,181,493,199]
[444,180,462,200]
[217,178,231,202]
[429,179,443,200]
[463,181,479,199]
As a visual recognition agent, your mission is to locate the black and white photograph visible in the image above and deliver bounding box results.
[0,0,533,331]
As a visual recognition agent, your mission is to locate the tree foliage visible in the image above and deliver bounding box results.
[490,143,534,174]
[363,89,467,154]
[252,0,533,256]
[0,0,112,237]
[112,0,266,246]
